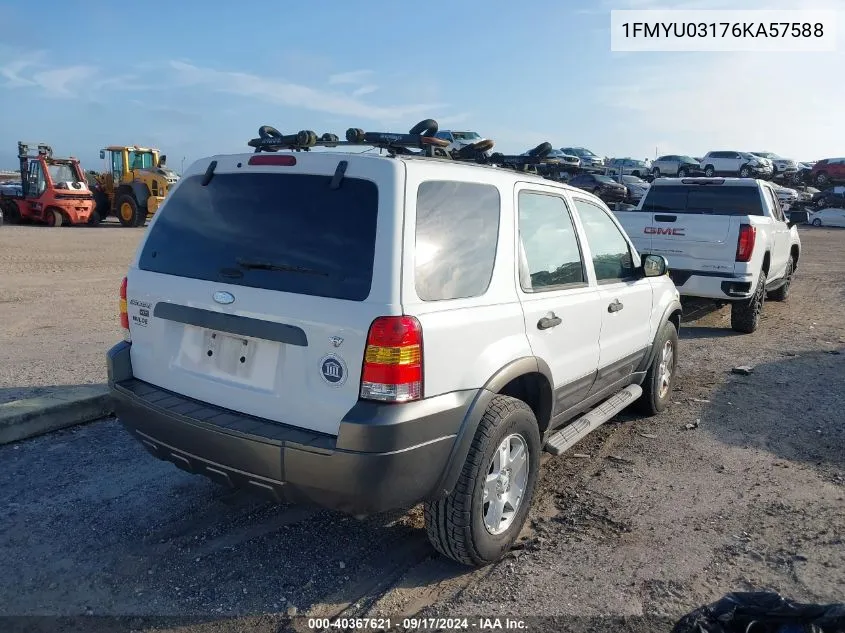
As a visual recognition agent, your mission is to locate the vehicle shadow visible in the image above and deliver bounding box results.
[701,348,845,470]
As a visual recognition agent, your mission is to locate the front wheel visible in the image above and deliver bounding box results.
[635,320,679,415]
[424,395,541,567]
[704,165,715,177]
[739,165,751,178]
[811,218,822,227]
[731,270,767,334]
[677,167,689,177]
[116,194,144,227]
[652,167,661,177]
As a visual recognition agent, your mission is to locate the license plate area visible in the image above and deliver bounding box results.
[203,329,253,377]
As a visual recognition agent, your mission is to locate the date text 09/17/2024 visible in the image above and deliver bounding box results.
[306,617,528,630]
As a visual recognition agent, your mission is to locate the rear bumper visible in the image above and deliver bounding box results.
[107,342,474,515]
[668,269,755,300]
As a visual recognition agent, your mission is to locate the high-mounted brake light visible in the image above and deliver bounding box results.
[736,224,756,263]
[248,155,297,166]
[119,276,130,341]
[360,316,423,403]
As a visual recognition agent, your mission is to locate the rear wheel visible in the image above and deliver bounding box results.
[768,258,794,302]
[815,172,829,186]
[424,395,540,567]
[44,208,64,227]
[116,194,144,227]
[731,270,767,334]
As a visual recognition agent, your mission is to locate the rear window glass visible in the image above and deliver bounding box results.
[641,185,764,216]
[138,172,379,301]
[414,181,500,301]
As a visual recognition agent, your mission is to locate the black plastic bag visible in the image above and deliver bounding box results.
[672,591,845,633]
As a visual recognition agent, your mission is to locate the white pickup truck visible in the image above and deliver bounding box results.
[613,177,808,333]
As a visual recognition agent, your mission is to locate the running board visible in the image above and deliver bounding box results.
[544,384,643,456]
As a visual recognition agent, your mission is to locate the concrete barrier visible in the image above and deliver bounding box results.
[0,385,114,445]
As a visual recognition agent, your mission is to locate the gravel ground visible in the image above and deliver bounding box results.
[0,225,843,633]
[0,221,136,403]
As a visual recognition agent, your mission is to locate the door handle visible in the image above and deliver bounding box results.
[655,214,677,222]
[608,299,624,313]
[537,315,562,330]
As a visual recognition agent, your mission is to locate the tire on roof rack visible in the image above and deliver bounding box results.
[258,125,283,139]
[409,119,438,136]
[527,142,552,158]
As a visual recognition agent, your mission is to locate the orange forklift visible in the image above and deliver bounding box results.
[0,142,97,226]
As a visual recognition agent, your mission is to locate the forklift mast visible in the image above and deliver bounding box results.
[17,142,53,197]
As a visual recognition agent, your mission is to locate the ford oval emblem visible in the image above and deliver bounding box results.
[213,291,235,305]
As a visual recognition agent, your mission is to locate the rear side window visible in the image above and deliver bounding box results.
[641,185,764,216]
[414,181,500,301]
[138,173,379,301]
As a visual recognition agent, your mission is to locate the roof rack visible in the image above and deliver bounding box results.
[246,119,563,174]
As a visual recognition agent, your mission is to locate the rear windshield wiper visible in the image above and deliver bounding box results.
[235,258,329,277]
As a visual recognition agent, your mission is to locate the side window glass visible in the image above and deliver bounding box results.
[764,188,785,221]
[517,191,585,292]
[27,160,46,197]
[414,181,500,301]
[111,151,123,180]
[572,199,636,282]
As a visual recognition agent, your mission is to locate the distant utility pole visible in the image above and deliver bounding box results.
[181,157,186,174]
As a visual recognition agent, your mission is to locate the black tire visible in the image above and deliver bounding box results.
[409,119,438,136]
[704,165,715,177]
[815,197,827,209]
[815,172,828,187]
[731,269,767,334]
[86,211,102,226]
[767,258,794,302]
[811,218,822,227]
[739,165,751,178]
[635,320,679,416]
[115,194,144,227]
[1,199,20,224]
[677,167,689,177]
[424,395,541,567]
[93,190,110,219]
[651,167,661,177]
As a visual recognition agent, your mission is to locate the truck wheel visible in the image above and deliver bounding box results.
[93,190,110,219]
[45,208,64,227]
[635,321,678,416]
[116,194,143,227]
[424,396,540,567]
[767,258,794,302]
[730,270,767,334]
[1,200,20,224]
[86,211,102,226]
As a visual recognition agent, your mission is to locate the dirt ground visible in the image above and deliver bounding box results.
[0,224,843,632]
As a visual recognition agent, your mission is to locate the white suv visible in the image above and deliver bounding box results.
[107,124,682,566]
[700,151,773,179]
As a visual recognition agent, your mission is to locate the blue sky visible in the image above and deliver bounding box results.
[0,0,842,172]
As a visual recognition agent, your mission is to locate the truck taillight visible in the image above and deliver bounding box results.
[360,316,423,403]
[736,224,756,263]
[119,276,130,340]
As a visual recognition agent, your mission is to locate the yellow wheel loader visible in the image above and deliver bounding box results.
[90,146,180,227]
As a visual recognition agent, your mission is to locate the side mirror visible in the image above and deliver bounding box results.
[158,154,167,167]
[642,254,669,277]
[99,150,105,160]
[788,210,810,226]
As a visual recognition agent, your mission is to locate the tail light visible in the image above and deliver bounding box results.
[736,224,756,262]
[360,316,423,403]
[119,276,130,341]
